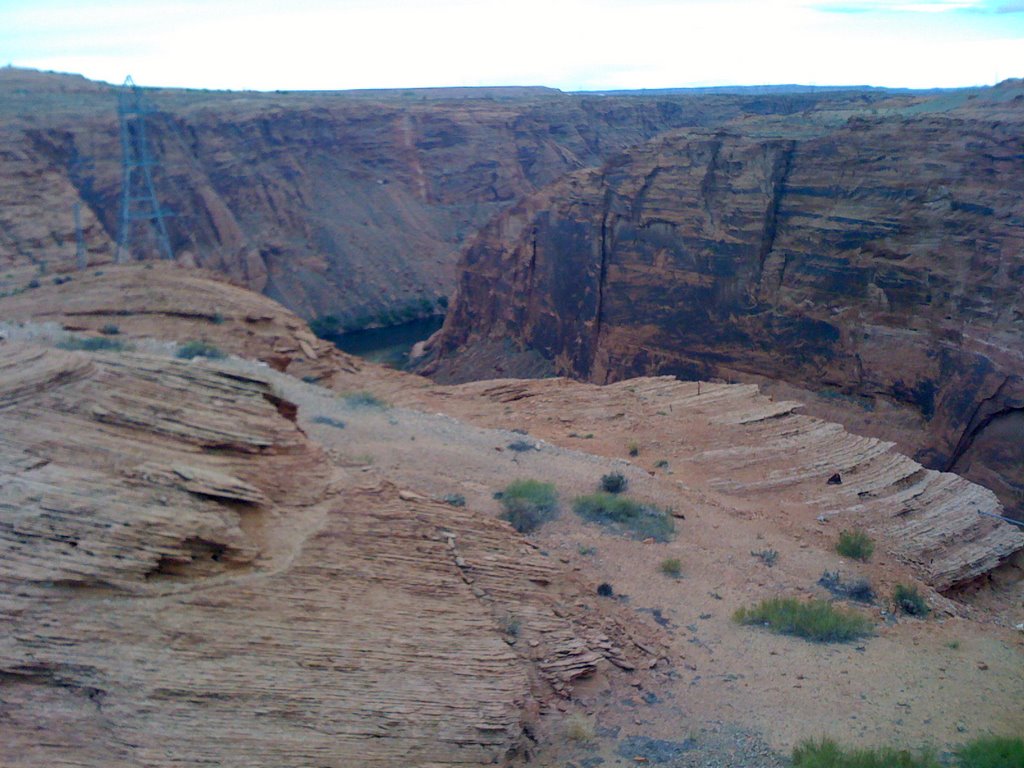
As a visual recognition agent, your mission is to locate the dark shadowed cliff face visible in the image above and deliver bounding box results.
[1,68,889,325]
[429,92,1024,518]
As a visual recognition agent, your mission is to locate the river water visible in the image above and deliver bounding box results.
[332,315,444,368]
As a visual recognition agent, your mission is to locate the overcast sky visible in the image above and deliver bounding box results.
[2,0,1022,91]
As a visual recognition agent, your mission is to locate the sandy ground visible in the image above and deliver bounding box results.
[254,364,1024,766]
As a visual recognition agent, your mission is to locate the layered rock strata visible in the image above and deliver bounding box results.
[0,67,902,321]
[0,345,655,766]
[435,376,1024,592]
[429,89,1024,518]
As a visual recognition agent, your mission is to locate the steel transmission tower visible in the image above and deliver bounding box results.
[116,76,174,263]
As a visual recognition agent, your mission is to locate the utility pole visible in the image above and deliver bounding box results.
[116,76,173,263]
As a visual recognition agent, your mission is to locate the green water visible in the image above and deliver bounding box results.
[333,315,444,368]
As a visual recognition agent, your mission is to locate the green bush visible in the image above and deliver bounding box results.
[733,597,872,643]
[176,340,226,360]
[660,558,682,578]
[836,529,875,562]
[500,479,559,533]
[751,548,779,567]
[573,493,674,542]
[57,336,127,352]
[956,736,1024,768]
[600,472,628,493]
[792,738,939,768]
[893,584,930,617]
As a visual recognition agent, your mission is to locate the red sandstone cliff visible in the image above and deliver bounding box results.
[0,67,903,325]
[427,85,1024,519]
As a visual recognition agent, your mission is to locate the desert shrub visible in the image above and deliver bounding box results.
[577,544,597,556]
[99,324,120,335]
[441,493,466,507]
[573,492,674,542]
[792,738,939,768]
[600,471,628,493]
[499,479,558,533]
[343,390,388,408]
[57,336,126,352]
[26,279,40,289]
[818,571,875,604]
[507,439,535,452]
[660,558,682,578]
[176,340,226,360]
[956,736,1024,768]
[311,415,346,429]
[654,459,669,469]
[751,548,779,567]
[596,582,614,597]
[733,597,872,643]
[564,713,595,742]
[893,584,930,617]
[211,311,225,325]
[498,613,520,637]
[836,529,875,562]
[628,441,640,457]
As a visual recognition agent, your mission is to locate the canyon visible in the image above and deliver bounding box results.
[0,66,902,324]
[426,81,1024,520]
[2,68,1024,765]
[0,265,1021,766]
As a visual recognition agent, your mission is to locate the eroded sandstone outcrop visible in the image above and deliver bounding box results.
[0,345,659,766]
[428,86,1024,518]
[0,262,353,383]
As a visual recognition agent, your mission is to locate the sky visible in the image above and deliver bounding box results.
[1,0,1022,91]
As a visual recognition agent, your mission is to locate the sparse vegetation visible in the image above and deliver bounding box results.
[751,548,779,567]
[733,597,872,643]
[99,324,120,335]
[893,583,930,617]
[507,439,536,452]
[176,340,226,360]
[654,459,670,469]
[210,311,225,325]
[945,640,961,650]
[499,479,559,533]
[792,738,940,768]
[564,713,595,742]
[311,415,346,429]
[57,336,127,352]
[818,571,875,603]
[441,493,466,507]
[596,582,614,597]
[573,492,674,542]
[956,736,1024,768]
[498,613,520,637]
[790,736,1024,768]
[600,471,628,493]
[660,557,682,578]
[343,390,388,408]
[577,544,597,556]
[836,529,875,562]
[628,441,640,457]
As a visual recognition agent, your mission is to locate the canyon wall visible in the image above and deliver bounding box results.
[428,85,1024,518]
[1,67,896,324]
